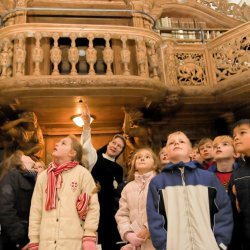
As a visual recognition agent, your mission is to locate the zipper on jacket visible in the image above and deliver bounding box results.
[179,167,195,249]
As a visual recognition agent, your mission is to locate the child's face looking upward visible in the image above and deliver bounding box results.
[52,137,76,163]
[199,142,213,161]
[233,124,250,156]
[167,133,192,163]
[135,149,155,175]
[213,140,235,161]
[159,147,169,165]
[190,148,203,164]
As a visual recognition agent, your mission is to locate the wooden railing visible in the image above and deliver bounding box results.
[158,28,229,43]
[0,23,161,80]
[161,22,250,95]
[0,22,248,99]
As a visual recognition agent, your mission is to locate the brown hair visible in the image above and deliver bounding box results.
[197,138,213,152]
[127,147,161,182]
[0,150,25,181]
[68,135,83,163]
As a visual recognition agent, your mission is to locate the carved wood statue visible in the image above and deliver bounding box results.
[122,107,153,170]
[0,111,44,160]
[123,107,152,150]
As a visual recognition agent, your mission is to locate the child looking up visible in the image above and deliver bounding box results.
[28,135,99,250]
[159,146,170,168]
[147,131,233,250]
[189,144,203,165]
[208,135,239,190]
[115,147,160,250]
[228,119,250,250]
[198,137,215,170]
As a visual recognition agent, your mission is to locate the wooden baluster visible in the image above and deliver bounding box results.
[136,38,148,77]
[15,34,26,76]
[86,34,97,76]
[50,33,62,76]
[68,33,79,75]
[120,36,130,76]
[32,32,43,76]
[103,34,114,76]
[0,38,13,78]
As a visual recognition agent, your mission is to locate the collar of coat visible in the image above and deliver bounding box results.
[162,161,199,172]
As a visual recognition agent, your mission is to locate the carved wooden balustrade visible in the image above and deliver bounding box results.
[0,23,165,100]
[0,22,249,101]
[162,21,250,97]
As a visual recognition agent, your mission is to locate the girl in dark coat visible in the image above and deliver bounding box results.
[0,151,37,250]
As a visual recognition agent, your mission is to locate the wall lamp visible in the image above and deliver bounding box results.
[71,114,95,127]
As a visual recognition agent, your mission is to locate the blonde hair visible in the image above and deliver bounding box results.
[127,147,161,182]
[68,135,83,163]
[166,131,192,147]
[213,135,235,150]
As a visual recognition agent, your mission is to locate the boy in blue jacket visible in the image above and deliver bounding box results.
[147,131,233,250]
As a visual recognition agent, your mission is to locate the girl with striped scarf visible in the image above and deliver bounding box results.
[28,135,99,250]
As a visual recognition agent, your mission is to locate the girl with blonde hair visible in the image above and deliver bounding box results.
[115,147,160,250]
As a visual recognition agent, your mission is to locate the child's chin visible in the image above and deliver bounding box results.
[51,152,57,157]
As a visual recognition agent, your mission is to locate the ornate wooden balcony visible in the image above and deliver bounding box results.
[0,23,166,103]
[161,21,250,100]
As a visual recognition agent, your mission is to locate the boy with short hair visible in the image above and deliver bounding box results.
[147,131,233,250]
[228,119,250,250]
[198,137,215,170]
[209,135,239,190]
[190,143,203,165]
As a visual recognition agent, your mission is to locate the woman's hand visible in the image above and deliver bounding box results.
[81,103,91,127]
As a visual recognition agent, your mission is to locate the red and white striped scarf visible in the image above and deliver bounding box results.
[45,160,78,210]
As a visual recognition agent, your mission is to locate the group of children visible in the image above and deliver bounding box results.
[1,114,250,250]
